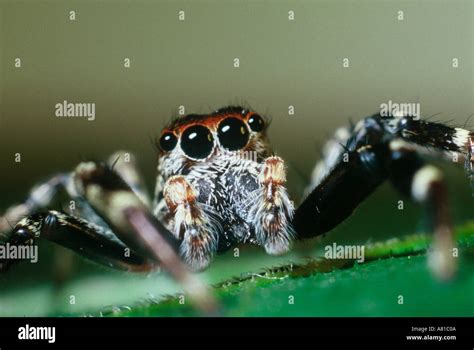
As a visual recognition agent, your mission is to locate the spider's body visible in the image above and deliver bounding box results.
[153,107,294,269]
[1,105,472,312]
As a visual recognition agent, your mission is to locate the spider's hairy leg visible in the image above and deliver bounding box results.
[162,175,218,272]
[107,150,151,207]
[0,173,99,288]
[250,156,294,255]
[295,129,457,280]
[2,211,154,273]
[0,150,153,237]
[0,174,72,236]
[74,162,218,313]
[394,117,474,186]
[389,140,457,280]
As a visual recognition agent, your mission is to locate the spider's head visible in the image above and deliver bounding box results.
[156,106,271,175]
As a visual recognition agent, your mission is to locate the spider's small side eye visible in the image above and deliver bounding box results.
[218,117,250,151]
[181,125,214,159]
[159,132,178,152]
[247,114,265,132]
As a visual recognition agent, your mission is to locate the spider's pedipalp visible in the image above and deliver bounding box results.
[249,156,295,255]
[162,175,219,271]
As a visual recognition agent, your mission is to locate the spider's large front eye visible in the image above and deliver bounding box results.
[247,114,265,132]
[181,125,214,159]
[217,117,250,151]
[159,132,178,152]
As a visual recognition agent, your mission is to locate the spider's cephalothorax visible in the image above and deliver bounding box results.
[1,106,473,312]
[153,106,294,270]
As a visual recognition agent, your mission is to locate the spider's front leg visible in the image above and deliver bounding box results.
[249,156,295,255]
[161,176,219,271]
[0,151,152,285]
[6,162,217,312]
[73,163,217,309]
[389,140,456,280]
[0,150,147,236]
[5,210,155,273]
[107,151,151,207]
[293,136,457,280]
[0,174,73,235]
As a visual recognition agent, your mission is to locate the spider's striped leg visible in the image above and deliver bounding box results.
[73,162,217,312]
[107,151,151,207]
[389,140,456,280]
[3,211,154,273]
[295,136,457,280]
[249,156,295,255]
[161,176,219,271]
[0,151,151,237]
[392,116,474,186]
[0,173,99,288]
[0,174,73,236]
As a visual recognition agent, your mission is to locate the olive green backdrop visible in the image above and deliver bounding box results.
[1,0,472,204]
[0,0,473,316]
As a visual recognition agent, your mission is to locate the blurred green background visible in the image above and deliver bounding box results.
[0,0,473,316]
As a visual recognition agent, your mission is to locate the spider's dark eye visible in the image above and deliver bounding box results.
[217,117,250,151]
[247,114,265,132]
[159,132,178,152]
[181,125,214,159]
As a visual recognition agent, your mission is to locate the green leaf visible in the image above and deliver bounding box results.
[96,222,474,317]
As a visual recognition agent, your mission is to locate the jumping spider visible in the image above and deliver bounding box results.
[0,106,470,311]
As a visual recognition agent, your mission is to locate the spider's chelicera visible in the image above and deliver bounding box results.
[0,106,471,311]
